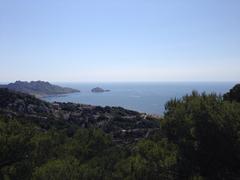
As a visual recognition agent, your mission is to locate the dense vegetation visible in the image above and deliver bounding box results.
[1,84,240,179]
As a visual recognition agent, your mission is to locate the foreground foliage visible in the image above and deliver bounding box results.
[163,92,240,179]
[0,117,176,180]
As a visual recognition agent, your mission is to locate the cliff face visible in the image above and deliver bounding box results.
[0,81,80,96]
[0,88,160,143]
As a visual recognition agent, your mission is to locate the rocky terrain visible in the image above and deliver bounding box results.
[0,88,160,143]
[0,81,80,97]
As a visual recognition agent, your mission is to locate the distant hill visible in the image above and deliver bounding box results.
[0,81,80,96]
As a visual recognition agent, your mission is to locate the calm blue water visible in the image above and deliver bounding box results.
[42,82,237,115]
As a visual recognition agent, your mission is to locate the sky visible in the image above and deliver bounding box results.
[0,0,240,82]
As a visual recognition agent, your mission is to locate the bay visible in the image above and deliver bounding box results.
[42,82,236,115]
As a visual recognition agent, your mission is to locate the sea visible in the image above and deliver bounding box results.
[42,82,237,115]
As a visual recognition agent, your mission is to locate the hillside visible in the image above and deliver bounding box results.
[0,88,160,143]
[0,81,80,97]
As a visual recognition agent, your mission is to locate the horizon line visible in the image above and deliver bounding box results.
[0,80,239,84]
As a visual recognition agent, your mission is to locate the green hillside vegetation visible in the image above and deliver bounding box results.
[1,84,240,179]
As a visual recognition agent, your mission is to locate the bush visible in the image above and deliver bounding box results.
[163,91,240,179]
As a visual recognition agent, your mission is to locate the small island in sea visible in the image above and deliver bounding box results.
[91,87,110,93]
[0,80,80,97]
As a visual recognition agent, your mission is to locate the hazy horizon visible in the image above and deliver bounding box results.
[0,80,239,84]
[1,0,240,82]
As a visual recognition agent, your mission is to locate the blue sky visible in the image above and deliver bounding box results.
[0,0,240,82]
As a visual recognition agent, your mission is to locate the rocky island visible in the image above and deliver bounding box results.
[0,80,80,97]
[91,87,110,93]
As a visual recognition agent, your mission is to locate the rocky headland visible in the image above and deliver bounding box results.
[0,81,80,97]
